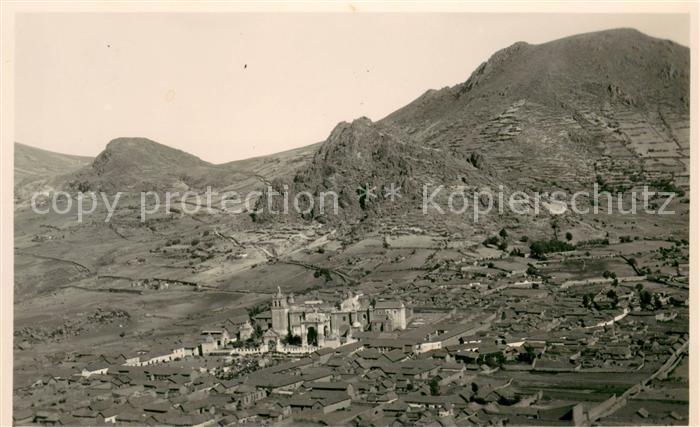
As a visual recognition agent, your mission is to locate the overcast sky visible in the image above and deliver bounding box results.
[15,13,690,163]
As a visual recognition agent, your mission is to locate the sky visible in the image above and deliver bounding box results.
[15,13,690,163]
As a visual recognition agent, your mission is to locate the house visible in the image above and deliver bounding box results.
[404,394,462,412]
[289,391,352,414]
[226,311,252,329]
[136,346,178,366]
[382,349,410,363]
[255,402,291,422]
[238,321,255,341]
[372,300,408,330]
[247,374,306,394]
[308,381,357,398]
[254,311,273,331]
[115,409,149,425]
[599,345,633,360]
[81,362,109,378]
[201,328,231,347]
[232,384,267,408]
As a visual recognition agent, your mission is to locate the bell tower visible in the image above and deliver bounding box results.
[271,286,289,335]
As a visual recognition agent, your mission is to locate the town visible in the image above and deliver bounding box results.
[13,233,689,426]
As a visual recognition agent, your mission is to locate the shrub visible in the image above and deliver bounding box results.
[577,238,610,247]
[565,232,573,241]
[651,177,685,197]
[596,175,613,192]
[314,268,333,282]
[582,294,591,308]
[284,333,302,346]
[483,235,500,246]
[529,239,575,259]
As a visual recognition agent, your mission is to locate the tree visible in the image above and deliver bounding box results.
[480,352,505,368]
[517,345,536,363]
[603,271,617,285]
[582,294,591,308]
[499,228,508,239]
[606,289,619,308]
[639,290,652,307]
[565,232,573,241]
[529,239,575,259]
[526,265,539,276]
[429,377,440,396]
[314,268,333,282]
[284,332,302,346]
[551,219,560,240]
[483,236,500,246]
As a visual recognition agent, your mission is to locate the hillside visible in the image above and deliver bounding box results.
[382,28,689,190]
[14,137,319,195]
[14,143,93,202]
[65,137,218,192]
[16,29,690,220]
[259,28,689,225]
[15,142,92,181]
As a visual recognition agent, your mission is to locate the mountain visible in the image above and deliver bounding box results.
[14,143,93,202]
[66,137,216,192]
[382,28,689,190]
[53,137,318,194]
[15,29,689,227]
[256,28,689,224]
[15,142,93,181]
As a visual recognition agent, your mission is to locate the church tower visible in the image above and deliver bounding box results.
[271,286,289,335]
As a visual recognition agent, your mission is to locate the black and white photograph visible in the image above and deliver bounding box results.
[1,2,697,426]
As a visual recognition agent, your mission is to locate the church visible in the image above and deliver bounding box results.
[268,287,408,348]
